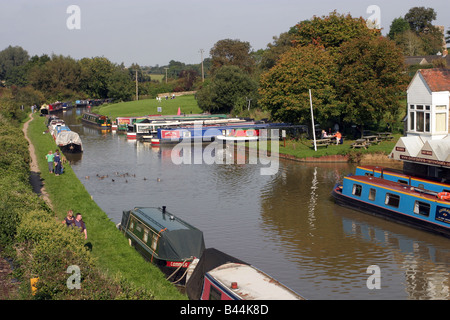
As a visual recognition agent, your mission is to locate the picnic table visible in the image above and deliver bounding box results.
[376,132,393,141]
[362,135,379,145]
[311,138,332,148]
[351,139,368,149]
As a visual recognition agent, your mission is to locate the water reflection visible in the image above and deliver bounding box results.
[56,109,450,300]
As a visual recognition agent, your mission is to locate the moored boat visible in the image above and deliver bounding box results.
[355,165,450,193]
[55,130,83,153]
[332,174,450,238]
[81,112,112,129]
[118,206,205,285]
[185,248,304,300]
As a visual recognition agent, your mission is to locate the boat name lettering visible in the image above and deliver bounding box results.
[166,261,190,268]
[395,147,405,152]
[421,150,432,156]
[436,206,450,224]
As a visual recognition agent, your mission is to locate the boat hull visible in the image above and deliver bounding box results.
[331,184,450,238]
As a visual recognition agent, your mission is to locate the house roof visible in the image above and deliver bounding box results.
[419,68,450,92]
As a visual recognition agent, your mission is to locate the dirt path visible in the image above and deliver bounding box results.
[22,113,52,209]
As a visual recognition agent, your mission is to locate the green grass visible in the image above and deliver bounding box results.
[97,95,202,120]
[27,113,186,299]
[258,134,401,160]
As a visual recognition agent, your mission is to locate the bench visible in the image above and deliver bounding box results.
[351,139,368,149]
[311,138,331,148]
[362,135,379,145]
[376,132,393,141]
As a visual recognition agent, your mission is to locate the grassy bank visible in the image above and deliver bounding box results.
[97,95,202,119]
[27,113,186,299]
[276,134,401,160]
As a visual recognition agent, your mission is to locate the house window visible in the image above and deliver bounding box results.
[385,193,400,207]
[436,113,447,132]
[409,105,431,133]
[352,184,362,197]
[369,188,376,201]
[414,201,430,217]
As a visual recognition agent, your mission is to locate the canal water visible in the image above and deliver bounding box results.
[59,108,450,300]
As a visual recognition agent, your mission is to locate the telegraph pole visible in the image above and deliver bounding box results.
[200,49,204,82]
[164,67,169,84]
[135,69,138,101]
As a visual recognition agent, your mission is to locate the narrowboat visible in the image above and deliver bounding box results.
[355,165,450,194]
[332,175,450,238]
[118,206,205,285]
[81,112,112,129]
[185,248,304,300]
[216,128,259,143]
[55,130,83,153]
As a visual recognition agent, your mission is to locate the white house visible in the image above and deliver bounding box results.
[391,68,450,177]
[406,68,450,140]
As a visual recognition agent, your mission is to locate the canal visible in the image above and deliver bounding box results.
[60,108,450,300]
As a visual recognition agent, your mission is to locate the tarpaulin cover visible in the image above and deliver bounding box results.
[55,131,83,149]
[185,248,249,300]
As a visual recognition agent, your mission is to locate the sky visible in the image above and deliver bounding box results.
[0,0,449,67]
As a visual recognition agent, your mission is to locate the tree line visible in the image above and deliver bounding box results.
[1,7,448,131]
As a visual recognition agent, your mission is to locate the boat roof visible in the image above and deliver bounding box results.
[130,207,199,232]
[207,263,304,300]
[345,175,444,201]
[357,165,450,187]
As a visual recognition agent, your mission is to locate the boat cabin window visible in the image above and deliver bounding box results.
[143,229,149,243]
[414,201,430,217]
[151,234,158,251]
[209,284,222,300]
[385,193,400,208]
[365,172,373,177]
[352,184,362,197]
[369,188,376,201]
[398,180,408,185]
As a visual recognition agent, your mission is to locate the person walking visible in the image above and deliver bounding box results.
[74,213,87,240]
[45,150,54,173]
[54,150,62,176]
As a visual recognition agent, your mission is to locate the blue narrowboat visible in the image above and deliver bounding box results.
[332,175,450,238]
[355,165,450,194]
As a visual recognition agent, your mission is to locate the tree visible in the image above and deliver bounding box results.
[28,54,81,100]
[388,17,410,39]
[0,46,29,80]
[259,45,338,124]
[335,36,408,132]
[293,11,380,52]
[197,65,258,114]
[401,7,444,55]
[79,57,115,98]
[259,29,297,71]
[209,39,255,74]
[404,7,437,33]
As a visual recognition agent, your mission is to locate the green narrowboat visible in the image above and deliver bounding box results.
[119,206,205,285]
[81,112,112,128]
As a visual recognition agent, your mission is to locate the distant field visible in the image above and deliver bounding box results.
[149,74,164,82]
[97,94,202,119]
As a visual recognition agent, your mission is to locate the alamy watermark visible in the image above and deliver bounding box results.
[170,125,280,176]
[366,5,381,29]
[366,265,381,290]
[66,5,81,30]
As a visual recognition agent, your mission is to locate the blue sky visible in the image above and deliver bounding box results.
[0,0,448,67]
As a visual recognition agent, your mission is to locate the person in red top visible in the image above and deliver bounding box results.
[334,131,342,145]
